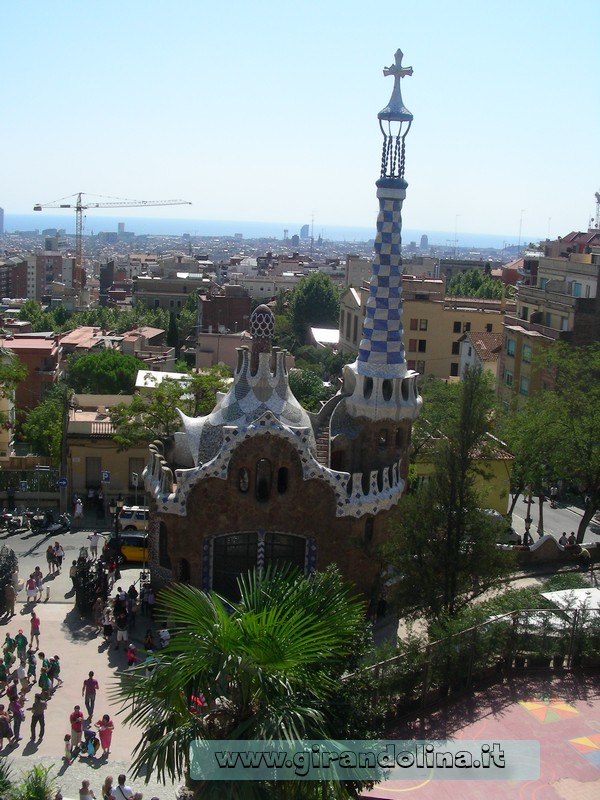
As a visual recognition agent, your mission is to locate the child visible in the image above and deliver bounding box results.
[17,661,28,693]
[126,644,138,669]
[63,732,73,763]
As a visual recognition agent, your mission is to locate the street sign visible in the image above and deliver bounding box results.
[132,472,138,487]
[19,480,28,492]
[101,470,111,483]
[58,477,68,488]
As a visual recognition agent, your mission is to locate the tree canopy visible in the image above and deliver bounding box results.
[446,270,503,299]
[288,368,336,413]
[500,341,600,542]
[21,385,64,461]
[289,272,339,342]
[66,349,141,394]
[114,565,370,799]
[110,365,230,450]
[385,367,513,623]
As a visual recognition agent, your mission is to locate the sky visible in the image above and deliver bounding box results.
[2,0,599,244]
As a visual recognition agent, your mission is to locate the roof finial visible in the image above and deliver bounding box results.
[378,49,413,123]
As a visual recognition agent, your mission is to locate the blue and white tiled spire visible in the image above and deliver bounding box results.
[344,50,421,421]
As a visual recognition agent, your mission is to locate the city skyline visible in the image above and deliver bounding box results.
[3,0,598,243]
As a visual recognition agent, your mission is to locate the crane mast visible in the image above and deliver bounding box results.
[34,192,192,270]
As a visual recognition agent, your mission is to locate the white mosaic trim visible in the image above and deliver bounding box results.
[144,409,405,519]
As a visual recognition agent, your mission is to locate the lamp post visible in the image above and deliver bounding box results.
[108,495,124,547]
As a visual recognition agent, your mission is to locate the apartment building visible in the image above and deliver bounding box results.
[339,277,513,379]
[497,246,600,407]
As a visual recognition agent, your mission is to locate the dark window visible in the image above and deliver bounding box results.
[407,360,416,370]
[256,459,272,502]
[382,379,392,400]
[277,467,288,494]
[450,362,459,377]
[408,339,417,352]
[365,517,374,542]
[178,558,191,583]
[239,467,250,493]
[410,318,418,330]
[486,323,493,332]
[451,341,460,355]
[418,340,426,353]
[395,428,403,447]
[363,377,373,399]
[453,321,461,333]
[463,322,471,332]
[352,315,358,344]
[340,309,345,333]
[264,533,306,572]
[212,533,258,599]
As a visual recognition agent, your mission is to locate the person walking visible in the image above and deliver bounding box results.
[30,611,41,649]
[112,773,143,799]
[25,574,37,605]
[114,606,128,650]
[88,531,104,560]
[74,498,84,526]
[15,628,27,663]
[70,704,85,753]
[0,704,12,748]
[26,648,37,685]
[4,583,16,617]
[10,696,23,742]
[46,545,56,576]
[30,693,47,741]
[82,670,99,718]
[54,542,65,573]
[33,566,44,603]
[95,713,114,757]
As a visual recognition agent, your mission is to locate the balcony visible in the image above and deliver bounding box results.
[68,420,114,437]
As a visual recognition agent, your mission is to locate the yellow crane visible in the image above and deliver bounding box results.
[33,192,192,270]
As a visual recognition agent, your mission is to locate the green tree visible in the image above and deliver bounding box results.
[110,366,230,450]
[114,565,369,800]
[289,273,339,342]
[65,350,141,394]
[502,342,600,543]
[21,386,64,461]
[288,368,336,413]
[446,270,503,299]
[385,367,513,623]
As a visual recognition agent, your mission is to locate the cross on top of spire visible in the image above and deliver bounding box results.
[378,49,413,123]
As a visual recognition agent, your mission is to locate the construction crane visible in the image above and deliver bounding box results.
[33,192,192,270]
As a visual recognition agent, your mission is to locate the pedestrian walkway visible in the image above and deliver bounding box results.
[360,672,600,799]
[0,600,179,799]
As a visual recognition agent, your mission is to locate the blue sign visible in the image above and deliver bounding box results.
[58,477,68,488]
[19,480,28,492]
[101,470,111,483]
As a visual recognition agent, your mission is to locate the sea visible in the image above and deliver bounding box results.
[3,213,525,251]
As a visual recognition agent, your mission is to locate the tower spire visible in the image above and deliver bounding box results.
[356,50,414,380]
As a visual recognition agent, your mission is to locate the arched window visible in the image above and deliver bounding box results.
[256,459,272,502]
[238,467,250,493]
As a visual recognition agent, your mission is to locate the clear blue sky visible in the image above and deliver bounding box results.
[3,0,598,243]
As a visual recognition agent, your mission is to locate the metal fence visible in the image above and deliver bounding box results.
[360,607,600,716]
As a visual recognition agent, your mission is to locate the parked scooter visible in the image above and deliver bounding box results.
[30,510,71,534]
[0,510,25,533]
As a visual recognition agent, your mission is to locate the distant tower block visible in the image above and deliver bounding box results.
[283,229,288,240]
[118,222,125,234]
[300,224,309,239]
[0,207,4,235]
[420,234,428,249]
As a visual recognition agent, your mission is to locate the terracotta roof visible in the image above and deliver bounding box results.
[464,331,503,362]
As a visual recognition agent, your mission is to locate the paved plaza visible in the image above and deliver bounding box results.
[0,521,178,799]
[360,672,600,800]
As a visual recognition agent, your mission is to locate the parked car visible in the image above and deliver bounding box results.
[118,505,149,532]
[105,532,148,564]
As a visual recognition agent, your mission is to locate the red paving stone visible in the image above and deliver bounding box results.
[360,672,600,799]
